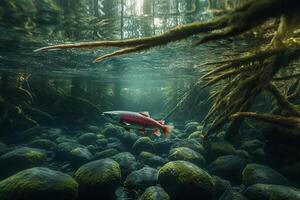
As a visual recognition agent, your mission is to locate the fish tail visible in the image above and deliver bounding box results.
[162,125,173,137]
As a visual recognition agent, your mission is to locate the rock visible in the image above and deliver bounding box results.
[77,133,98,145]
[0,147,47,178]
[55,136,76,144]
[96,138,108,147]
[252,148,266,163]
[153,139,173,154]
[56,142,83,160]
[132,137,155,154]
[207,140,236,161]
[74,158,121,199]
[112,152,140,177]
[168,147,206,167]
[208,155,247,184]
[95,148,119,159]
[124,167,158,191]
[0,167,78,200]
[69,147,93,165]
[188,131,205,140]
[139,151,167,168]
[219,189,247,200]
[171,139,204,154]
[211,175,231,200]
[138,186,170,200]
[184,122,200,135]
[29,139,57,150]
[244,184,300,200]
[158,161,213,200]
[236,149,253,160]
[242,164,289,186]
[102,124,123,138]
[107,138,127,152]
[85,125,101,133]
[241,139,264,153]
[114,186,133,200]
[120,132,139,147]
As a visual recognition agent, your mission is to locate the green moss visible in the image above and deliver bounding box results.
[188,131,205,139]
[24,150,47,162]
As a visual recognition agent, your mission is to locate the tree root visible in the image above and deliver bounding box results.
[231,112,300,128]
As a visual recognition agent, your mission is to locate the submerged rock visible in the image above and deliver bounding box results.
[207,140,236,161]
[241,139,264,153]
[158,161,213,200]
[184,122,200,135]
[242,164,289,186]
[168,147,206,167]
[102,124,123,138]
[208,155,247,184]
[77,132,98,145]
[132,137,155,153]
[171,139,204,154]
[69,147,94,165]
[244,184,300,200]
[124,167,158,191]
[29,139,57,150]
[211,175,231,200]
[138,186,170,200]
[139,151,167,168]
[95,148,119,159]
[219,189,247,200]
[74,158,121,199]
[0,147,47,178]
[0,167,78,200]
[153,139,173,154]
[112,152,140,177]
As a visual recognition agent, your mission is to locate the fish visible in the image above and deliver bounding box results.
[102,111,173,137]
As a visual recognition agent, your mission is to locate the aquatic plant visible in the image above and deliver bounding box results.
[36,0,300,139]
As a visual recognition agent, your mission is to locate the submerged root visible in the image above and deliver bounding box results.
[231,112,300,128]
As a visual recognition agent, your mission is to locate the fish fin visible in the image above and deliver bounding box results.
[153,128,161,137]
[158,120,165,125]
[139,128,146,134]
[139,112,150,117]
[121,122,131,126]
[162,125,173,137]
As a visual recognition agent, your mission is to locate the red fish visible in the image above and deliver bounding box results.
[102,111,173,137]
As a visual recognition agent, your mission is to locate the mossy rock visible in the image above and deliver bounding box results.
[153,139,174,154]
[101,124,123,138]
[244,184,300,200]
[211,175,231,200]
[184,122,200,135]
[168,147,206,167]
[112,152,139,177]
[240,139,264,153]
[208,155,248,184]
[95,148,119,159]
[0,167,78,200]
[132,137,155,154]
[77,133,98,145]
[242,164,289,186]
[219,189,247,200]
[74,158,121,199]
[124,167,158,191]
[188,131,205,140]
[207,140,236,161]
[69,147,94,165]
[29,139,57,150]
[158,161,213,200]
[138,186,170,200]
[171,139,204,154]
[139,151,167,168]
[56,142,84,160]
[0,147,47,178]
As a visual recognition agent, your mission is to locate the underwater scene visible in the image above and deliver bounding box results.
[0,0,300,199]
